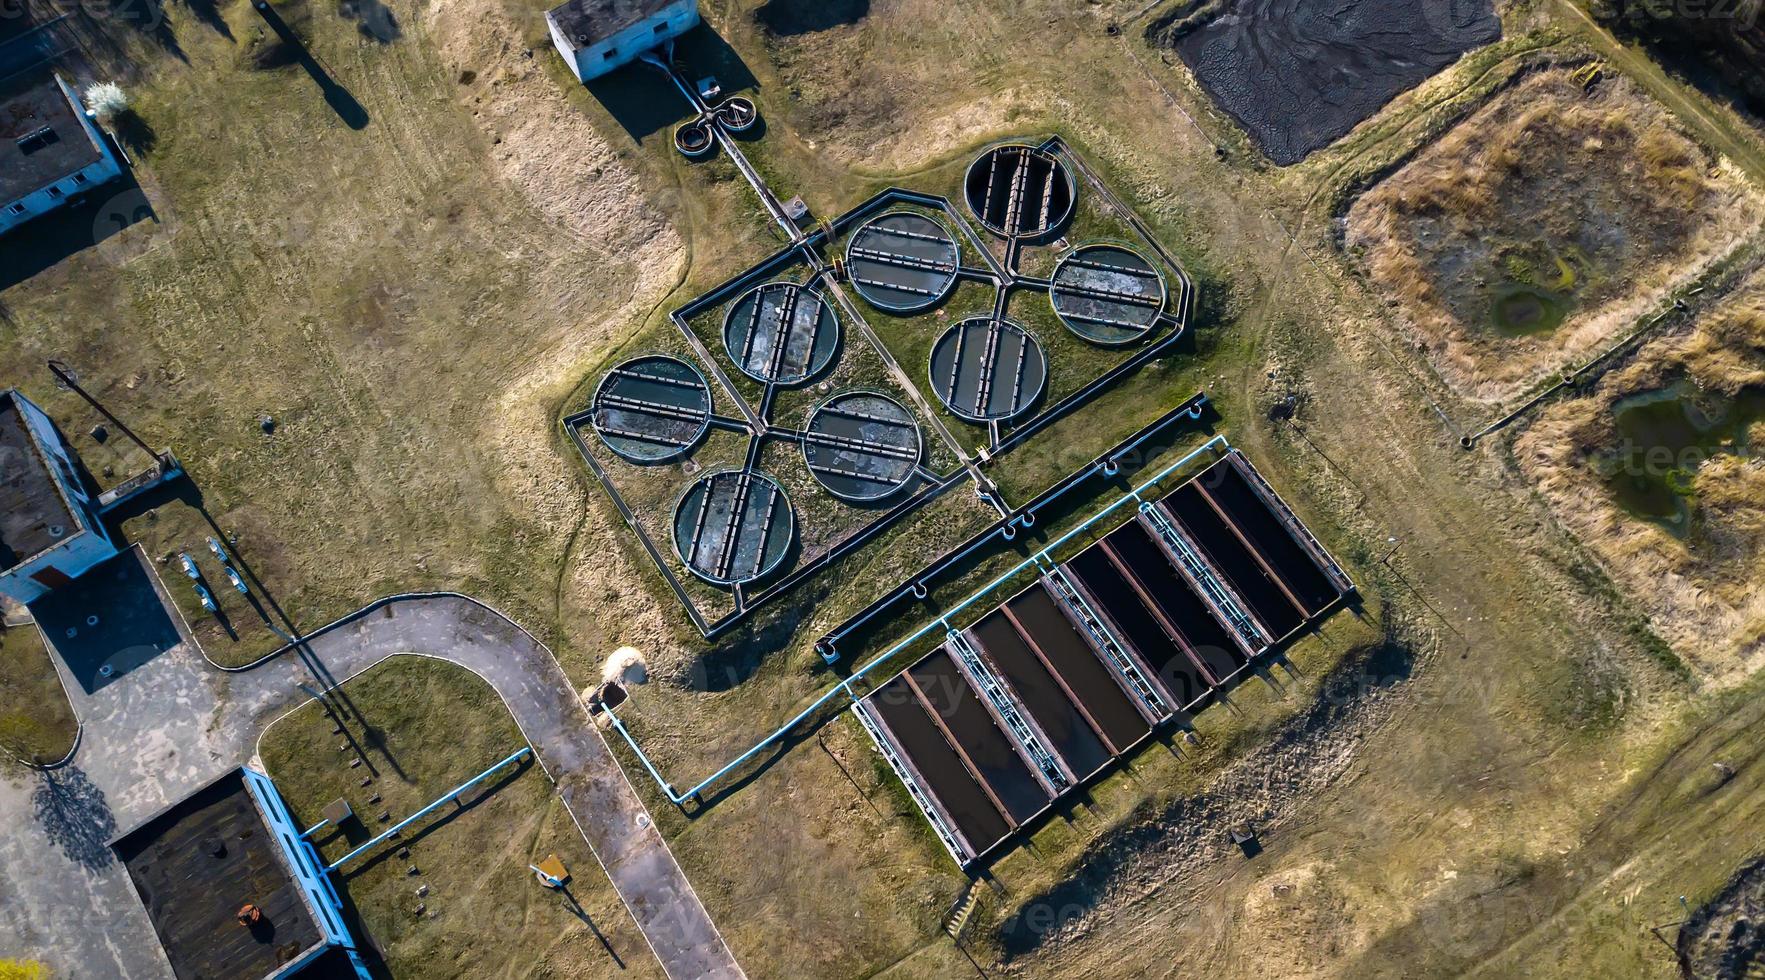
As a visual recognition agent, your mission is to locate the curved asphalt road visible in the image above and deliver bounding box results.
[0,550,742,980]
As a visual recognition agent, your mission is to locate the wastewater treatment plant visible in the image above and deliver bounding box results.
[6,2,1765,979]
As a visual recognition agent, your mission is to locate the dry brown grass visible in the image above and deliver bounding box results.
[1517,279,1765,679]
[1347,68,1764,404]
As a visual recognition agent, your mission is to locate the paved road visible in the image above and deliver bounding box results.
[0,550,743,980]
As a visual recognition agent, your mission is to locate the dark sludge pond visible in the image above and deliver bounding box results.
[1591,380,1765,536]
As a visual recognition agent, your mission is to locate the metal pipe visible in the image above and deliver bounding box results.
[326,746,531,872]
[610,436,1231,804]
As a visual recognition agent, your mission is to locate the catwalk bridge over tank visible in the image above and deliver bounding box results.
[564,132,1200,640]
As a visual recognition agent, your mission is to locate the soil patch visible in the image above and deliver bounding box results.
[1347,69,1765,403]
[996,634,1418,962]
[1517,277,1765,680]
[1153,0,1501,165]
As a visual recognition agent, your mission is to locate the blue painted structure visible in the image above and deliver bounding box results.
[240,768,374,979]
[546,0,698,82]
[325,746,533,872]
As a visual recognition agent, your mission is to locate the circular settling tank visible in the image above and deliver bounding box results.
[675,121,715,159]
[715,96,758,133]
[1049,243,1166,345]
[964,145,1076,241]
[929,317,1048,422]
[722,281,841,386]
[845,212,961,314]
[802,391,923,502]
[590,355,713,463]
[672,469,796,586]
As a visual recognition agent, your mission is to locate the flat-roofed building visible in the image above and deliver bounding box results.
[0,388,119,605]
[0,74,125,235]
[111,768,372,980]
[545,0,699,82]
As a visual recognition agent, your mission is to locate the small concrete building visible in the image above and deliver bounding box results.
[545,0,699,82]
[0,388,119,605]
[112,767,372,979]
[0,74,125,236]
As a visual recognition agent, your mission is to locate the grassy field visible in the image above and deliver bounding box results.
[1346,66,1763,404]
[0,625,77,767]
[1518,276,1765,681]
[259,656,660,979]
[8,0,1765,976]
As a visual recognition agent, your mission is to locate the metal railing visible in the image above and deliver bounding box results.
[1042,563,1170,719]
[946,629,1067,791]
[324,746,531,872]
[1139,502,1264,650]
[601,436,1230,806]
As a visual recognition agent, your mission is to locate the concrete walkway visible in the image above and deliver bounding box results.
[0,551,743,980]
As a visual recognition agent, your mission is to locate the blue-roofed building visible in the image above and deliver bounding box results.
[0,388,121,605]
[0,74,125,236]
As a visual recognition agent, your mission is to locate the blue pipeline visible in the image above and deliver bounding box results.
[607,435,1231,805]
[824,395,1209,650]
[324,746,532,872]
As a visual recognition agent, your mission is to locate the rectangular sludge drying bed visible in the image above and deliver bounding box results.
[1004,584,1153,751]
[857,448,1354,868]
[969,608,1113,779]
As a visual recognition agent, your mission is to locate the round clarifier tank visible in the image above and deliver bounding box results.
[844,212,961,314]
[722,281,841,386]
[1049,243,1167,345]
[964,144,1076,241]
[590,355,713,464]
[675,121,715,159]
[802,391,923,502]
[715,96,759,133]
[928,316,1048,423]
[673,469,795,586]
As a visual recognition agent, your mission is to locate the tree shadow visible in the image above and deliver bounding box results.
[338,0,400,44]
[32,764,119,871]
[250,0,369,129]
[178,0,235,40]
[753,0,869,36]
[120,0,189,62]
[110,108,158,155]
